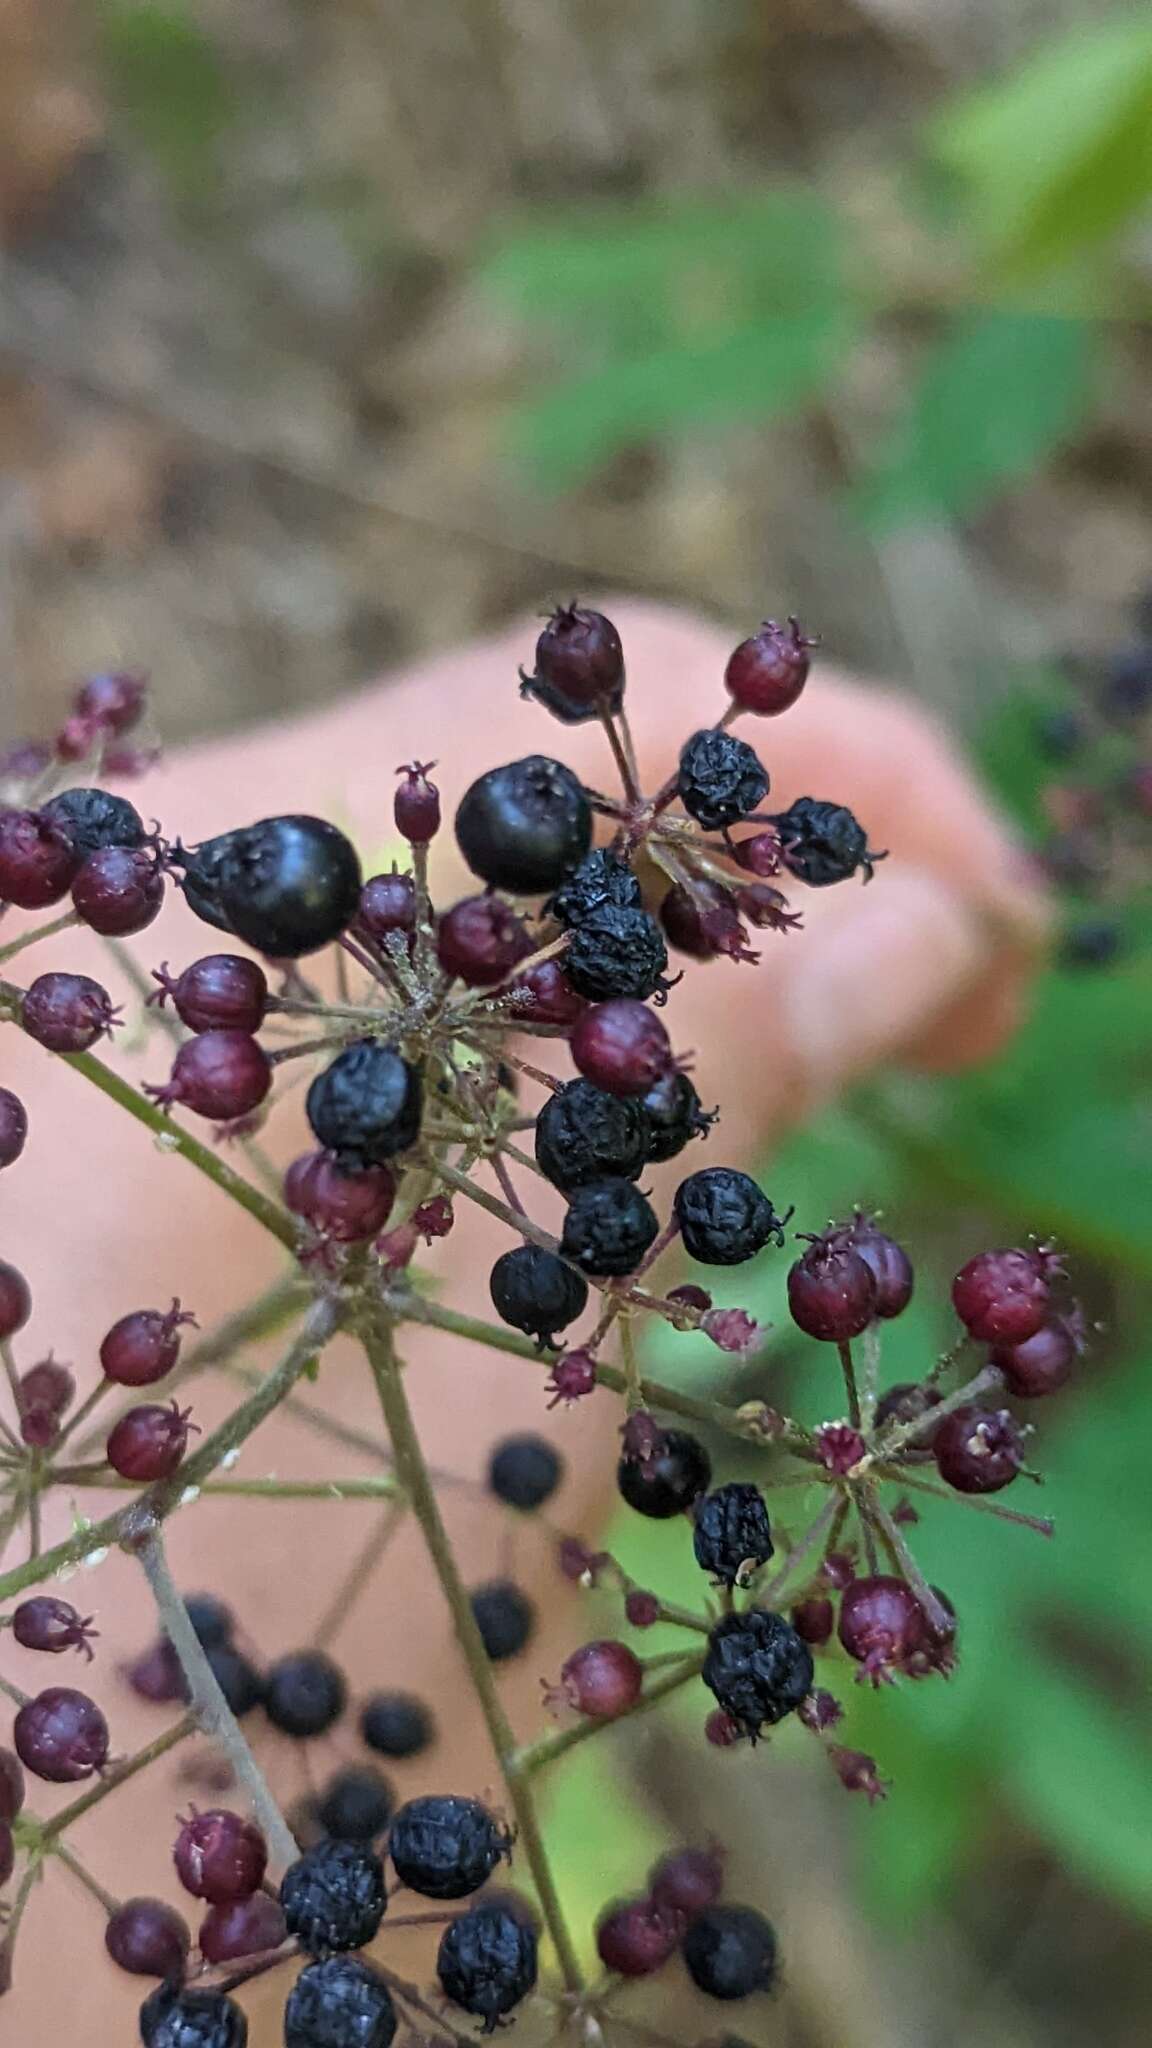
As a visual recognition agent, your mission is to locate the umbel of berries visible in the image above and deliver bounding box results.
[438,1902,539,2031]
[279,1838,387,1956]
[693,1483,774,1587]
[388,1794,511,1899]
[702,1610,814,1739]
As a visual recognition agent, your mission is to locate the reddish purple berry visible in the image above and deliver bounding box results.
[105,1897,191,1978]
[11,1597,98,1660]
[570,999,673,1097]
[992,1312,1085,1398]
[0,808,78,907]
[100,1301,197,1387]
[505,957,586,1027]
[21,971,120,1052]
[0,1746,25,1820]
[649,1844,726,1920]
[150,956,269,1035]
[704,1709,744,1748]
[106,1400,196,1481]
[731,829,782,878]
[528,605,625,713]
[0,1087,28,1168]
[71,844,164,935]
[787,1239,877,1341]
[123,1638,189,1706]
[595,1897,681,1977]
[725,616,815,716]
[14,1686,109,1781]
[0,1259,31,1339]
[820,1551,856,1590]
[19,1355,76,1446]
[146,1031,271,1121]
[837,1575,929,1685]
[74,670,148,737]
[934,1405,1025,1494]
[356,869,417,949]
[624,1589,661,1629]
[833,1217,913,1319]
[283,1150,395,1242]
[436,895,533,986]
[199,1892,288,1965]
[413,1194,454,1239]
[54,714,100,763]
[659,880,757,963]
[394,761,441,844]
[952,1247,1054,1345]
[174,1808,268,1905]
[550,1640,644,1720]
[790,1597,834,1646]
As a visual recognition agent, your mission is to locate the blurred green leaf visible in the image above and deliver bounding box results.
[857,312,1095,529]
[934,15,1152,277]
[102,1,229,187]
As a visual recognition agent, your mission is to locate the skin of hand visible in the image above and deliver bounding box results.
[0,602,1046,2034]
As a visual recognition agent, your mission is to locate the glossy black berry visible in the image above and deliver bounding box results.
[702,1611,813,1738]
[561,1178,659,1277]
[534,1079,650,1191]
[437,1903,538,2032]
[693,1484,774,1586]
[205,1644,264,1718]
[548,849,640,928]
[642,1070,714,1163]
[172,832,240,938]
[41,787,145,857]
[138,1984,247,2048]
[388,1794,510,1900]
[682,1903,778,2000]
[772,796,883,886]
[283,1956,397,2048]
[211,815,362,957]
[105,1897,191,1978]
[470,1579,536,1661]
[455,756,592,894]
[677,729,770,831]
[489,1245,588,1346]
[360,1691,434,1760]
[674,1169,787,1266]
[565,904,669,1002]
[264,1651,347,1738]
[279,1839,387,1956]
[488,1433,564,1511]
[617,1429,711,1519]
[524,604,625,714]
[317,1765,395,1843]
[306,1041,423,1167]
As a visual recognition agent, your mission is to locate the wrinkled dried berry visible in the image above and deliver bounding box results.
[674,1169,787,1266]
[772,796,883,886]
[692,1484,774,1586]
[702,1611,813,1738]
[548,848,640,928]
[306,1041,422,1167]
[565,904,669,1002]
[561,1178,660,1276]
[41,787,145,857]
[677,730,770,831]
[642,1070,714,1164]
[279,1839,387,1956]
[388,1794,510,1900]
[437,1903,538,2032]
[535,1079,651,1191]
[138,1984,247,2048]
[284,1955,397,2048]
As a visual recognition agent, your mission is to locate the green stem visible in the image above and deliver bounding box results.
[512,1656,705,1775]
[875,1464,1054,1535]
[862,1490,953,1639]
[838,1341,861,1429]
[360,1311,583,1995]
[0,910,79,965]
[860,1362,1004,1472]
[52,1839,121,1916]
[41,1713,197,1840]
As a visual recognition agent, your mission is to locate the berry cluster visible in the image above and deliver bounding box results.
[0,612,1074,2042]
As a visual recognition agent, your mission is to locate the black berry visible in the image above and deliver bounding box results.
[181,1594,233,1650]
[41,786,145,857]
[488,1433,563,1511]
[360,1691,435,1760]
[692,1484,774,1586]
[279,1838,387,1956]
[534,1079,651,1191]
[641,1069,714,1163]
[455,756,592,894]
[561,1178,659,1276]
[547,849,640,928]
[172,832,241,938]
[138,1984,247,2048]
[388,1794,510,1899]
[682,1903,778,2000]
[264,1650,347,1738]
[305,1041,422,1167]
[317,1765,395,1843]
[617,1429,711,1519]
[437,1903,538,2032]
[772,796,883,886]
[284,1955,397,2048]
[105,1897,191,1978]
[212,815,361,957]
[470,1579,536,1661]
[677,729,769,831]
[674,1168,787,1265]
[565,904,669,1002]
[204,1644,265,1718]
[702,1611,813,1738]
[489,1245,588,1346]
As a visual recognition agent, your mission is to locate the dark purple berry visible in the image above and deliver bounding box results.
[772,796,884,886]
[174,1809,267,1905]
[264,1649,347,1738]
[22,970,119,1052]
[677,729,769,832]
[525,604,625,713]
[0,1747,25,1820]
[106,1401,195,1481]
[833,1218,913,1319]
[642,1072,715,1164]
[210,815,361,958]
[0,1259,31,1339]
[534,1079,651,1192]
[138,1983,247,2048]
[146,1032,271,1122]
[74,670,147,736]
[553,1639,643,1720]
[873,1381,942,1443]
[71,845,164,935]
[105,1898,191,1978]
[355,870,416,948]
[489,1244,588,1346]
[284,1954,397,2048]
[674,1168,788,1266]
[596,1897,681,1977]
[837,1575,929,1683]
[204,1643,264,1718]
[570,999,672,1097]
[547,849,640,928]
[40,786,144,858]
[565,903,669,1002]
[0,1820,12,1886]
[992,1313,1084,1397]
[101,1302,197,1387]
[123,1638,189,1706]
[660,879,757,963]
[561,1177,659,1277]
[787,1240,877,1341]
[199,1893,287,1966]
[682,1903,777,2000]
[182,1594,233,1650]
[14,1685,109,1781]
[702,1611,813,1738]
[18,1355,74,1444]
[394,761,441,844]
[952,1248,1053,1345]
[306,1041,422,1167]
[317,1764,395,1843]
[650,1844,726,1920]
[625,1588,660,1627]
[284,1150,395,1241]
[436,894,533,985]
[388,1794,510,1900]
[487,1433,564,1511]
[0,1087,27,1168]
[438,1902,537,2032]
[0,808,78,907]
[150,957,268,1035]
[724,616,814,716]
[360,1692,434,1760]
[11,1596,97,1660]
[692,1483,774,1586]
[617,1428,711,1519]
[790,1597,834,1645]
[934,1405,1025,1494]
[504,957,586,1026]
[280,1838,387,1956]
[456,757,592,895]
[470,1579,536,1662]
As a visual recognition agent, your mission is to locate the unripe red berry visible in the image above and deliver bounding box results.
[22,971,120,1052]
[790,1597,834,1645]
[570,999,673,1097]
[595,1897,681,1977]
[71,845,164,935]
[991,1314,1082,1398]
[837,1576,928,1685]
[934,1405,1025,1494]
[413,1194,454,1239]
[724,616,814,716]
[552,1640,643,1720]
[105,1897,191,1978]
[11,1596,98,1660]
[14,1686,109,1781]
[531,606,625,711]
[356,869,417,947]
[624,1589,660,1629]
[0,808,79,907]
[0,1746,25,1820]
[649,1844,726,1920]
[787,1240,877,1341]
[199,1892,288,1964]
[952,1247,1053,1344]
[74,670,147,736]
[0,1087,28,1168]
[505,957,586,1027]
[150,956,269,1035]
[659,880,757,963]
[436,895,533,986]
[394,762,441,843]
[834,1218,913,1319]
[174,1808,268,1905]
[731,829,782,877]
[0,1259,31,1340]
[106,1400,196,1481]
[100,1301,197,1387]
[666,1283,712,1314]
[146,1031,272,1121]
[283,1150,395,1242]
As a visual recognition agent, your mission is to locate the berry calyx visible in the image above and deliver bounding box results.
[617,1427,711,1519]
[388,1793,511,1900]
[455,756,592,895]
[21,971,121,1052]
[394,760,441,844]
[436,893,533,986]
[104,1897,191,1978]
[828,1746,889,1802]
[149,956,268,1035]
[731,829,783,877]
[14,1685,109,1781]
[595,1897,682,1977]
[548,1639,644,1719]
[106,1401,196,1481]
[952,1247,1055,1344]
[659,880,758,964]
[100,1301,197,1387]
[71,844,164,935]
[11,1596,98,1659]
[545,1348,598,1407]
[173,1808,268,1905]
[570,999,673,1097]
[934,1405,1026,1494]
[787,1238,877,1341]
[145,1032,271,1122]
[724,616,815,717]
